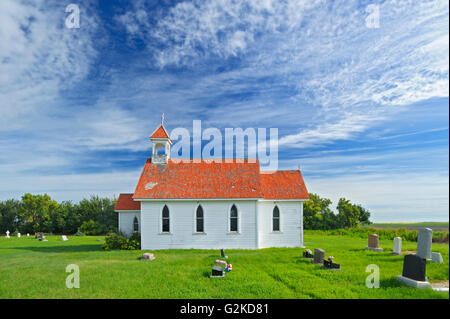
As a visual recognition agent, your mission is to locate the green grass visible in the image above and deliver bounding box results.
[0,232,448,299]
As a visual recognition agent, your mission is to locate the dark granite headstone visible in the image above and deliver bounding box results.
[221,249,226,258]
[402,254,426,281]
[211,266,224,277]
[324,260,340,269]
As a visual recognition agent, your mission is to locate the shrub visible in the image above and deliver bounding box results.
[126,232,141,250]
[102,232,140,250]
[75,231,85,236]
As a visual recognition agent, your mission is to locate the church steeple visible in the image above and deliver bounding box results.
[150,113,171,164]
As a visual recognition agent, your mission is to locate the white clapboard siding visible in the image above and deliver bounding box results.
[118,211,140,237]
[137,199,304,250]
[140,200,257,250]
[257,201,303,248]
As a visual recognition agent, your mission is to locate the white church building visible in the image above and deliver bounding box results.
[115,121,309,250]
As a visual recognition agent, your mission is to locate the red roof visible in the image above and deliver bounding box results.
[115,194,141,211]
[260,170,309,200]
[132,158,309,200]
[150,125,169,139]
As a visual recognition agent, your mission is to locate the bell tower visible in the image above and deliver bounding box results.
[150,113,172,164]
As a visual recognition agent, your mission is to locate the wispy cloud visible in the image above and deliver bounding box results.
[0,0,99,131]
[116,0,448,149]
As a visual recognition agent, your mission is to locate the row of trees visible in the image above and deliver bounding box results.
[0,192,371,235]
[0,194,117,235]
[303,193,371,230]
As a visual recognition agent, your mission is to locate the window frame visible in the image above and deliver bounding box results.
[161,204,170,233]
[195,204,205,233]
[133,216,139,233]
[272,205,281,232]
[228,204,239,233]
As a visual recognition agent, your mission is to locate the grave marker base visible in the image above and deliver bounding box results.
[397,275,431,289]
[365,247,383,252]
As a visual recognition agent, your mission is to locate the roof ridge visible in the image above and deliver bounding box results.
[150,124,170,139]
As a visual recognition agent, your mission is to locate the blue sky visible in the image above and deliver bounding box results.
[0,0,448,222]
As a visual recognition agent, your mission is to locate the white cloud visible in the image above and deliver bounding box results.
[0,0,99,131]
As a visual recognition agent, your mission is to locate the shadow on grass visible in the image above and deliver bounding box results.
[295,257,313,264]
[8,244,102,253]
[380,277,403,288]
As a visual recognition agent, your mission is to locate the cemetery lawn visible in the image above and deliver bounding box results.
[0,232,448,299]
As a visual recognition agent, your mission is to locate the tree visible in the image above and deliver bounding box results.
[19,193,59,233]
[337,198,361,228]
[303,193,340,230]
[356,204,371,225]
[0,199,22,233]
[78,196,117,233]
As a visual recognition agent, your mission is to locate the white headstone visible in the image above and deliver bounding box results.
[393,237,402,255]
[17,232,21,238]
[417,228,432,259]
[27,233,30,237]
[61,235,68,241]
[141,253,155,260]
[431,252,443,264]
[6,230,10,238]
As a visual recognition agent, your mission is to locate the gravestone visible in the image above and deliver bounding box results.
[215,260,227,267]
[416,228,432,260]
[402,254,426,281]
[141,253,155,260]
[312,248,325,264]
[211,266,225,278]
[366,234,383,252]
[6,230,10,238]
[323,259,341,270]
[397,254,431,289]
[220,249,228,259]
[27,233,30,237]
[431,252,443,264]
[17,233,21,238]
[61,235,68,241]
[38,233,47,241]
[393,237,402,255]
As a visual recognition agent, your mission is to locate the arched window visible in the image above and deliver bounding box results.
[230,204,238,232]
[273,206,280,231]
[196,205,204,233]
[133,216,139,232]
[162,205,170,233]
